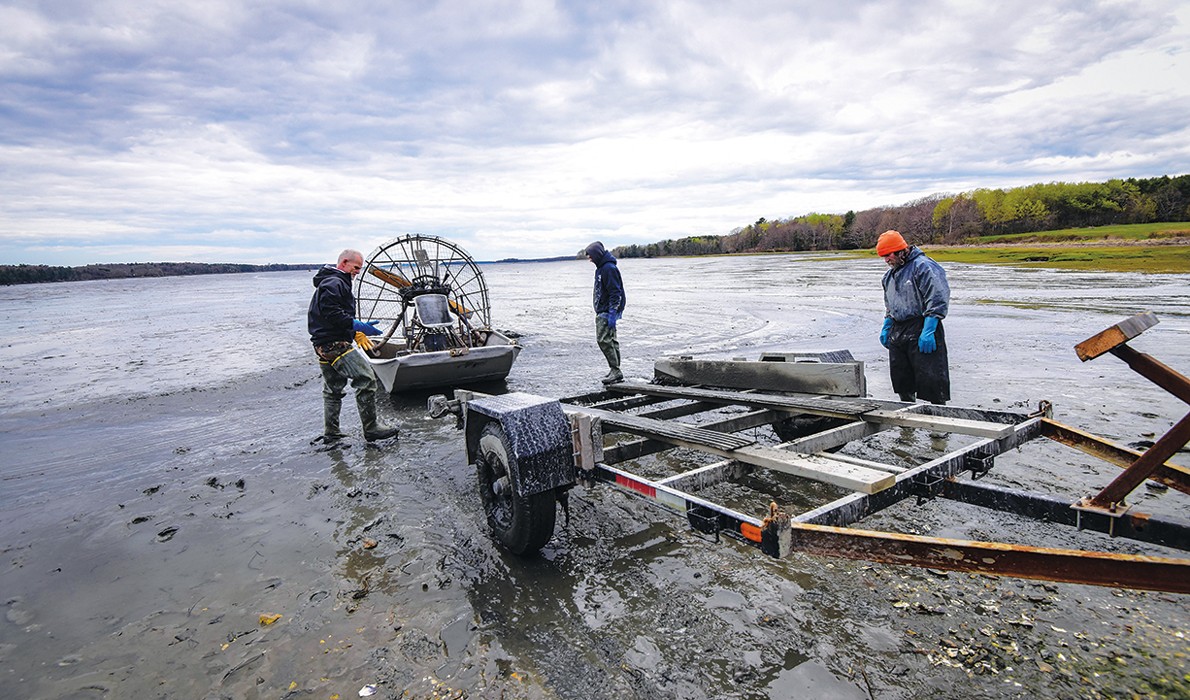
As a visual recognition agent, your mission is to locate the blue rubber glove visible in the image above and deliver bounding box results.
[607,309,619,328]
[353,319,382,336]
[918,316,939,354]
[880,317,893,348]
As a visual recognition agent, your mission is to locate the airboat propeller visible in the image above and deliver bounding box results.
[353,235,520,392]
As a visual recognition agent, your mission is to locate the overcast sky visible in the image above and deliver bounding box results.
[2,0,1188,266]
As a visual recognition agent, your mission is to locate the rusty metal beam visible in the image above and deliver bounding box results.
[1108,344,1190,405]
[1087,410,1190,508]
[939,479,1190,552]
[765,518,1190,594]
[596,462,1190,594]
[1040,418,1190,496]
[1068,314,1190,509]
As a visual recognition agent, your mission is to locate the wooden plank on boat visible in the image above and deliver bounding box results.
[654,355,866,396]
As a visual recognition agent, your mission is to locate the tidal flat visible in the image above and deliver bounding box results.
[1,256,1187,699]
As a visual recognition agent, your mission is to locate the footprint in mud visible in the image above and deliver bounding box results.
[156,526,179,542]
[5,597,34,626]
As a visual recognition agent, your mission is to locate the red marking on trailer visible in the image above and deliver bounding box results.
[616,474,655,498]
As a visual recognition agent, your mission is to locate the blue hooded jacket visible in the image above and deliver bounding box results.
[882,246,949,322]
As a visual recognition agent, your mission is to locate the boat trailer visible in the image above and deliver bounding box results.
[429,314,1190,594]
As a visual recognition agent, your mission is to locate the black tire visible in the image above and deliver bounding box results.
[771,414,850,445]
[476,422,556,555]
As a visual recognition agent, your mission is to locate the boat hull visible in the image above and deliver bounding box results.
[368,343,521,393]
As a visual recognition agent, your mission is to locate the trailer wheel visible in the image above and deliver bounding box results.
[772,414,850,445]
[476,422,557,555]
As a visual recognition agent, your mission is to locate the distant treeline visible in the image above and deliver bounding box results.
[493,255,577,264]
[612,174,1190,258]
[0,262,319,286]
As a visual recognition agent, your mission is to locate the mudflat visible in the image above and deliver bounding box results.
[2,259,1187,699]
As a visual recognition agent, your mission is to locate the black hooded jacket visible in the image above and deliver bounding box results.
[308,265,355,346]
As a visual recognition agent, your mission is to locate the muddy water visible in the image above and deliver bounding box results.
[1,256,1188,699]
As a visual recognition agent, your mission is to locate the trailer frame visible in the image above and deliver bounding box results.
[429,314,1190,594]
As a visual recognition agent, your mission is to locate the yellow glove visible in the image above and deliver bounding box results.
[355,331,373,351]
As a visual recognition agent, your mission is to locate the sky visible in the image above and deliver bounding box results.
[1,0,1188,266]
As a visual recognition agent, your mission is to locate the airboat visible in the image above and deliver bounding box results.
[354,235,521,393]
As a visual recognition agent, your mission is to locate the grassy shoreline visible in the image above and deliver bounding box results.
[653,223,1190,274]
[918,242,1190,273]
[826,222,1190,273]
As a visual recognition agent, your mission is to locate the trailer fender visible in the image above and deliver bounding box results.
[465,392,576,496]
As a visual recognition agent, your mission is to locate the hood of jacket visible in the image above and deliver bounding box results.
[585,241,615,266]
[312,264,348,288]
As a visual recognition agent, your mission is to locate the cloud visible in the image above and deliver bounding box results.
[1,0,1187,265]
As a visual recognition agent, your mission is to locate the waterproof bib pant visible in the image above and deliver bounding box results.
[595,313,620,373]
[320,348,383,436]
[887,317,950,404]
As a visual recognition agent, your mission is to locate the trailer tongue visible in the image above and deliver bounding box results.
[429,314,1190,594]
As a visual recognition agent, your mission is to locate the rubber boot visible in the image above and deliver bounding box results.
[323,395,348,440]
[358,396,399,442]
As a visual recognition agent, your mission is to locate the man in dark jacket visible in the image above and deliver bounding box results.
[308,249,399,442]
[584,241,626,384]
[876,230,951,404]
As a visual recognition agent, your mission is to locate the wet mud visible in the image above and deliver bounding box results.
[1,258,1188,699]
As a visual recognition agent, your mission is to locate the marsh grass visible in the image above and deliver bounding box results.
[923,245,1190,273]
[971,222,1190,244]
[837,222,1190,273]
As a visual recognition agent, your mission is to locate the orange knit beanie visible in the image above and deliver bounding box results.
[876,230,909,256]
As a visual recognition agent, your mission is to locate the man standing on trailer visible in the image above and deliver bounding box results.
[308,249,400,442]
[877,230,951,404]
[585,241,626,384]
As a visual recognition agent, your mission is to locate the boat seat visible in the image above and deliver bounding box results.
[413,294,457,352]
[415,294,454,329]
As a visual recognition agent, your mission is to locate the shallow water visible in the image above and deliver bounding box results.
[1,255,1188,699]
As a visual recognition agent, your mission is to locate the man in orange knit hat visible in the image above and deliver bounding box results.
[876,230,950,404]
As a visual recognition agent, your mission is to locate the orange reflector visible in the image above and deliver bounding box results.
[740,522,762,542]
